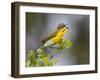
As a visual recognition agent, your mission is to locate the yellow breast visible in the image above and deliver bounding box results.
[51,27,67,44]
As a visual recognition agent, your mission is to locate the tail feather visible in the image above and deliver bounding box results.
[40,40,46,45]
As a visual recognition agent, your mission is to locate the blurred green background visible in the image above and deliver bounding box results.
[26,12,89,66]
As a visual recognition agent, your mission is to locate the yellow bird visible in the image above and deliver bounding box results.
[41,23,69,47]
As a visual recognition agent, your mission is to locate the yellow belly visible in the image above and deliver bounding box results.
[44,28,67,46]
[51,36,61,44]
[51,30,65,44]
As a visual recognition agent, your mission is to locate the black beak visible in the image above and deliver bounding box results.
[64,24,69,29]
[65,27,69,29]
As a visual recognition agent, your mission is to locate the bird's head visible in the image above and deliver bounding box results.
[57,23,69,33]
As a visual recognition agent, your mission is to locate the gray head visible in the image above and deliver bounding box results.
[57,23,69,30]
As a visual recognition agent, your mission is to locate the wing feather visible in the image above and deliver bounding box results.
[41,30,58,44]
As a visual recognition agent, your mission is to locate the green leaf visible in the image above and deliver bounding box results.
[42,57,50,66]
[36,58,44,66]
[28,50,36,66]
[37,48,46,58]
[50,58,59,65]
[47,53,53,59]
[26,60,31,67]
[63,39,72,48]
[26,37,72,67]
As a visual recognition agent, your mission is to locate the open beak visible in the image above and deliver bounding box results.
[64,24,69,29]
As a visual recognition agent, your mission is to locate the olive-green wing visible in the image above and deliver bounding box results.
[41,30,58,44]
